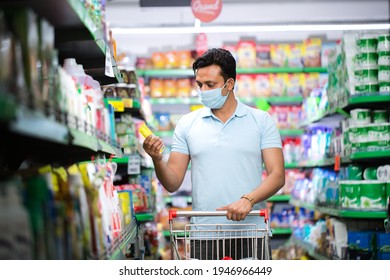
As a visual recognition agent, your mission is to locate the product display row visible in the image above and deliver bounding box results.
[136,37,330,70]
[1,0,389,261]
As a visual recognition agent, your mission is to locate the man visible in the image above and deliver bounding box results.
[143,48,285,259]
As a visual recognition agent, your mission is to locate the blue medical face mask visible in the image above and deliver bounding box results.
[198,81,230,109]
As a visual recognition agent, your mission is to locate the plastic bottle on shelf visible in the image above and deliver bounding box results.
[63,58,103,133]
[3,179,33,259]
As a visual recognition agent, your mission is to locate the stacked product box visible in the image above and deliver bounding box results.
[348,231,390,260]
[339,163,389,211]
[343,108,389,157]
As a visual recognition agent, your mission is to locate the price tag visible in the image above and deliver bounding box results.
[107,100,124,112]
[122,98,133,108]
[334,154,341,171]
[127,154,141,175]
[105,47,115,78]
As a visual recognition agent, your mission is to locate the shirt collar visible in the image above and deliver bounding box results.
[201,99,248,118]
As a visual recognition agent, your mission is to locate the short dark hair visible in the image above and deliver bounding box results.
[192,48,236,82]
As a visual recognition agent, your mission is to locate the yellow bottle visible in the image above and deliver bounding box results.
[139,123,165,153]
[139,123,153,138]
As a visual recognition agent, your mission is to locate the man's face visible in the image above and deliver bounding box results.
[195,64,226,92]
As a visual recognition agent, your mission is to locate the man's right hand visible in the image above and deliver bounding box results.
[142,135,165,161]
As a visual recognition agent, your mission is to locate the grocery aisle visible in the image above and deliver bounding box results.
[0,0,389,261]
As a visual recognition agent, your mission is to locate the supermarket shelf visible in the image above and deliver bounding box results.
[284,162,302,169]
[300,92,390,128]
[164,195,192,204]
[135,212,155,222]
[347,92,390,106]
[0,93,17,122]
[95,219,138,260]
[69,128,99,151]
[316,206,388,219]
[162,230,188,238]
[267,194,291,202]
[349,150,390,161]
[0,94,122,164]
[300,110,347,128]
[10,106,70,145]
[138,67,327,77]
[290,199,387,219]
[2,0,122,85]
[300,158,335,168]
[154,130,174,138]
[111,156,129,164]
[285,153,386,169]
[237,67,327,74]
[289,198,315,210]
[290,235,330,260]
[98,139,122,157]
[272,228,292,235]
[63,0,123,85]
[279,129,304,137]
[284,158,335,169]
[137,69,194,77]
[239,96,303,105]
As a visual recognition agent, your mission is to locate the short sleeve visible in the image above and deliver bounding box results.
[171,118,190,155]
[260,112,282,150]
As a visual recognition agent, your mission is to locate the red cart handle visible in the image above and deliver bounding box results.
[169,209,269,222]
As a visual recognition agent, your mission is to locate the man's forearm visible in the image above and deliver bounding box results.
[153,159,182,193]
[248,170,285,205]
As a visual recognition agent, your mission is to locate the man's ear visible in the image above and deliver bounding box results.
[228,78,235,91]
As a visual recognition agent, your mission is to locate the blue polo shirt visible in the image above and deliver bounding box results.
[171,100,282,229]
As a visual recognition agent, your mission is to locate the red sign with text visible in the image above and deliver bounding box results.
[191,0,222,23]
[195,33,208,57]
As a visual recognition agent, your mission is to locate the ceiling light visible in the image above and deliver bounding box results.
[112,23,390,35]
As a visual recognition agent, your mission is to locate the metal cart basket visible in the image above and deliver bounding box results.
[168,209,271,260]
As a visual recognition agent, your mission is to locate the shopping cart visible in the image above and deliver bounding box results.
[168,209,271,260]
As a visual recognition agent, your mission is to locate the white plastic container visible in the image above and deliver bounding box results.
[377,34,390,52]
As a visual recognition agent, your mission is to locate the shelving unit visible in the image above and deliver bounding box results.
[0,93,122,166]
[0,0,136,261]
[300,92,390,128]
[286,90,390,260]
[95,219,139,260]
[135,212,156,223]
[272,228,293,235]
[289,235,331,260]
[266,194,291,202]
[1,0,123,85]
[290,198,388,219]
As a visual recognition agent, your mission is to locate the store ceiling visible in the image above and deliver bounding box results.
[105,0,389,55]
[105,0,389,28]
